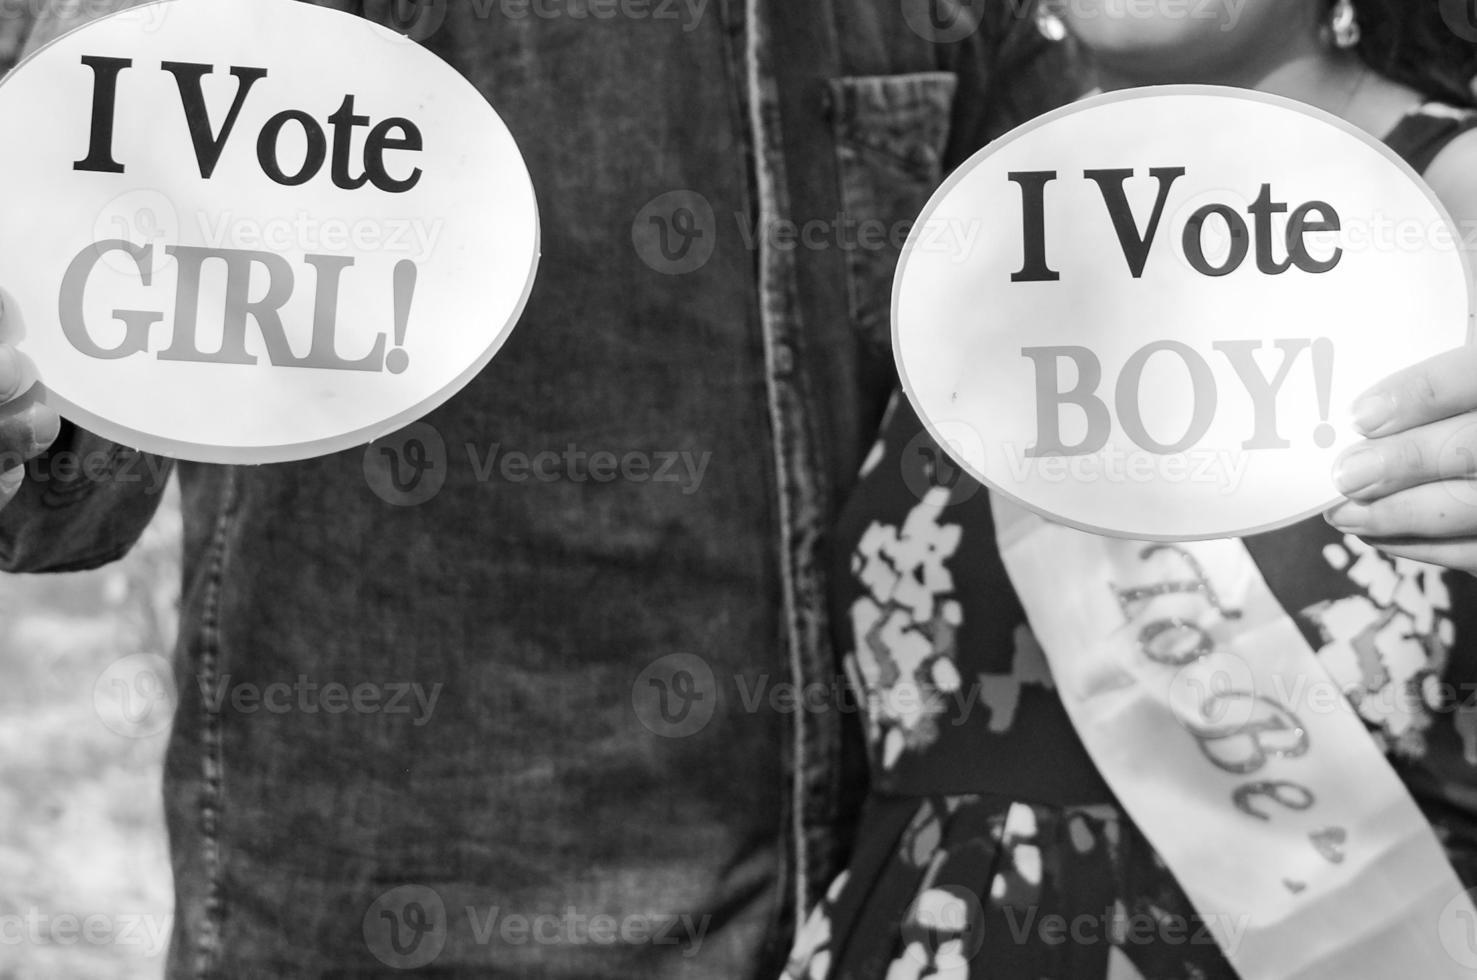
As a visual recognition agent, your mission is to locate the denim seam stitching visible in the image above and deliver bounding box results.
[746,0,810,933]
[193,467,238,980]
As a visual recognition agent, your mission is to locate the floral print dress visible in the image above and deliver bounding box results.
[785,104,1477,980]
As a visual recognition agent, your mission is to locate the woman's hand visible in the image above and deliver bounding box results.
[1325,124,1477,574]
[1325,344,1477,574]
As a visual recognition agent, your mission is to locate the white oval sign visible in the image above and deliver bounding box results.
[0,0,539,463]
[894,87,1473,541]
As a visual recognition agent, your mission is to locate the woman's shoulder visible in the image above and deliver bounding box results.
[1420,115,1477,225]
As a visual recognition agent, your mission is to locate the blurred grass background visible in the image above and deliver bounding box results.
[0,482,179,980]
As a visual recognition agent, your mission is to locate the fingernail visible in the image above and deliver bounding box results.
[0,467,25,495]
[1333,450,1383,496]
[1326,501,1371,531]
[1352,393,1395,436]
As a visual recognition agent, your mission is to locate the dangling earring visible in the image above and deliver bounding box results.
[1036,2,1067,42]
[1329,0,1361,49]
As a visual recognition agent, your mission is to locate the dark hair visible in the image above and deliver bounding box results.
[1352,0,1477,107]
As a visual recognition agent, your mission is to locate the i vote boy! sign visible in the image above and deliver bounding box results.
[895,88,1473,541]
[0,0,539,463]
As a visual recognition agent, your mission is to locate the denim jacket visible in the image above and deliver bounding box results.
[3,2,1075,976]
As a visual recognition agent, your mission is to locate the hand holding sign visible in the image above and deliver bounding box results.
[0,0,538,466]
[1326,343,1477,572]
[894,88,1473,541]
[0,337,61,502]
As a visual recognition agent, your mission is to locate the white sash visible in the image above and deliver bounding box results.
[991,494,1477,979]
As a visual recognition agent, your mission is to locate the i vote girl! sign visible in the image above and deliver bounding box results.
[0,0,539,463]
[894,87,1473,541]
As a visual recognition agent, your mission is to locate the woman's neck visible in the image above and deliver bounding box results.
[1261,52,1427,137]
[1090,29,1324,94]
[1089,44,1423,138]
[1256,51,1369,114]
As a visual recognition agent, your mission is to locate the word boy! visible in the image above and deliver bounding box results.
[1012,167,1344,458]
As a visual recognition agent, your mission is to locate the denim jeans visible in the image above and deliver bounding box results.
[1,1,1077,975]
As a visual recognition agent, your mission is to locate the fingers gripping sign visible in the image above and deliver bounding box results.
[1328,345,1477,570]
[0,291,63,507]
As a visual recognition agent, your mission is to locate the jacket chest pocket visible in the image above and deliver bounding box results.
[828,71,958,358]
